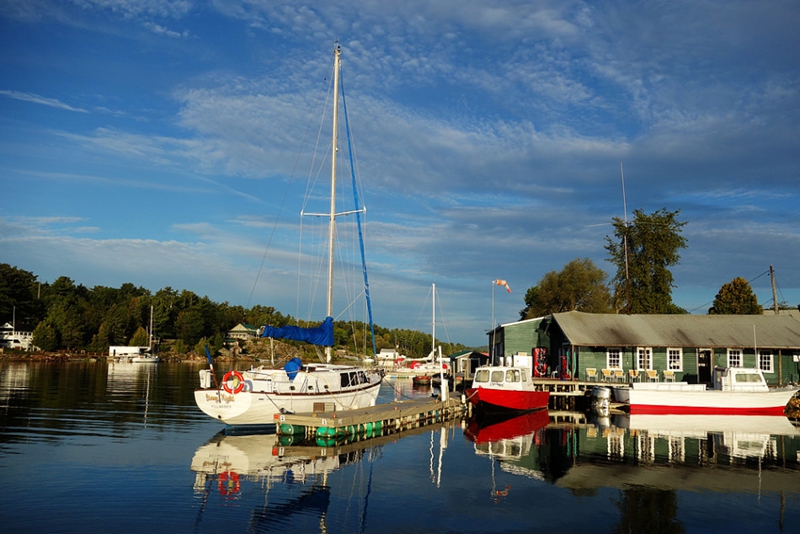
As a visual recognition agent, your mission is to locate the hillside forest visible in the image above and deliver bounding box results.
[0,264,469,360]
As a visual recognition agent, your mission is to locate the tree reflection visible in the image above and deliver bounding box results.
[612,487,685,534]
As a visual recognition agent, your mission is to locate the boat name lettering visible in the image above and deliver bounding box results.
[205,392,236,403]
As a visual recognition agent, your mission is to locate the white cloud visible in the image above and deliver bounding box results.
[0,90,89,113]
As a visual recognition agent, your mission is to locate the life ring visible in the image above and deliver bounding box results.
[222,370,245,394]
[218,471,240,496]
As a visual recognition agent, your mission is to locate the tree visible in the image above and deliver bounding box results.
[0,264,43,329]
[32,322,58,352]
[520,258,612,319]
[605,208,687,314]
[708,277,763,314]
[129,326,150,346]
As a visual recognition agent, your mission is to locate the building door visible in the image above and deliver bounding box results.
[697,348,712,383]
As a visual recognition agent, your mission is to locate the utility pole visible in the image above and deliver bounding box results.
[770,265,779,314]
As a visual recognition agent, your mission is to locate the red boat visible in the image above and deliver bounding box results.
[465,365,550,412]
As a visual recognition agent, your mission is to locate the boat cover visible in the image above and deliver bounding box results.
[260,316,334,346]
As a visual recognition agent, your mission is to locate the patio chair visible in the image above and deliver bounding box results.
[613,369,625,382]
[628,369,640,382]
[646,370,659,382]
[585,368,598,382]
[601,369,613,382]
[663,370,676,382]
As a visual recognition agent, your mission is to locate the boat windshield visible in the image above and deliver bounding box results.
[474,369,490,383]
[734,372,764,384]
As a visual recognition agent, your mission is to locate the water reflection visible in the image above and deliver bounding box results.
[3,361,800,532]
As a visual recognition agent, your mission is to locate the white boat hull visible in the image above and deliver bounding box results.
[194,365,383,426]
[615,383,797,415]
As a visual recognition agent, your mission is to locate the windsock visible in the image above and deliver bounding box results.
[494,279,511,293]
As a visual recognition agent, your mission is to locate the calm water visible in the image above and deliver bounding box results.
[1,361,799,533]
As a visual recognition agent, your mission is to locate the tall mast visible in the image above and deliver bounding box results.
[326,45,341,364]
[432,283,436,357]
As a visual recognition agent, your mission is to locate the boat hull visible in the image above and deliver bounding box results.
[619,386,797,416]
[195,366,383,426]
[194,382,382,426]
[465,386,549,412]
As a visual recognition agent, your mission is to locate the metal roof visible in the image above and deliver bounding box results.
[551,311,800,349]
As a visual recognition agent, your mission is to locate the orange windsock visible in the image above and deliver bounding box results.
[494,279,511,293]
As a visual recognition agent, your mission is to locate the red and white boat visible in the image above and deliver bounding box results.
[613,366,798,416]
[465,365,550,412]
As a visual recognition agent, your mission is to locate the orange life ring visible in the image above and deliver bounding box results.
[222,370,245,394]
[218,471,240,495]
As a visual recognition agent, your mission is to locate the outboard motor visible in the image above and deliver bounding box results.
[590,386,612,417]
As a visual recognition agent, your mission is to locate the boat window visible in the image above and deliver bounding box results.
[734,372,764,383]
[521,369,529,382]
[491,370,505,383]
[506,369,520,382]
[358,371,367,384]
[474,369,490,383]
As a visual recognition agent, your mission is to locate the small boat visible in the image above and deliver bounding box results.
[412,374,432,386]
[465,365,550,412]
[132,306,161,363]
[613,366,798,416]
[193,46,382,426]
[131,353,161,363]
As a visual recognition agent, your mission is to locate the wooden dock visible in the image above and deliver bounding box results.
[274,397,465,441]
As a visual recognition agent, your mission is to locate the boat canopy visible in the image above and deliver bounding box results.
[260,316,334,346]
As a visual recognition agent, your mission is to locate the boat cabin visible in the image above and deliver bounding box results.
[713,366,769,392]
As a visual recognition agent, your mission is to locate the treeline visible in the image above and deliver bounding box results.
[0,264,468,358]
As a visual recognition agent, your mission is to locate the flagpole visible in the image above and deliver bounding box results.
[490,280,511,365]
[491,281,495,365]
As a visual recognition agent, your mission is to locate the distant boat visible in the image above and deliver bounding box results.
[465,364,550,413]
[193,45,382,426]
[392,283,449,382]
[132,305,161,363]
[131,353,161,364]
[412,374,432,386]
[613,366,798,415]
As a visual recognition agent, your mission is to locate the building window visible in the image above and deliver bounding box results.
[637,347,653,370]
[607,348,622,369]
[758,350,773,373]
[667,348,683,371]
[727,349,742,367]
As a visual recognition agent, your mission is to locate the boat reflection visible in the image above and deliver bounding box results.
[461,408,800,496]
[464,409,550,445]
[464,409,551,489]
[190,431,353,493]
[191,430,369,532]
[557,413,800,495]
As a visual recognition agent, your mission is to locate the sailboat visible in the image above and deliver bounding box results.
[132,305,161,363]
[194,45,383,426]
[391,283,447,384]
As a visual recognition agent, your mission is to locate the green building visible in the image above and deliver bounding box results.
[488,311,800,386]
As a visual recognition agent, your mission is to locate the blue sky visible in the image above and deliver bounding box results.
[2,1,799,347]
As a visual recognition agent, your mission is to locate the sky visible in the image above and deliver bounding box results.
[2,1,800,347]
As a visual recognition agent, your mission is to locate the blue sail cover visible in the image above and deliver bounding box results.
[284,357,302,380]
[260,316,334,347]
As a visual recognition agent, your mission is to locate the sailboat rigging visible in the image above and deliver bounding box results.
[193,45,383,426]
